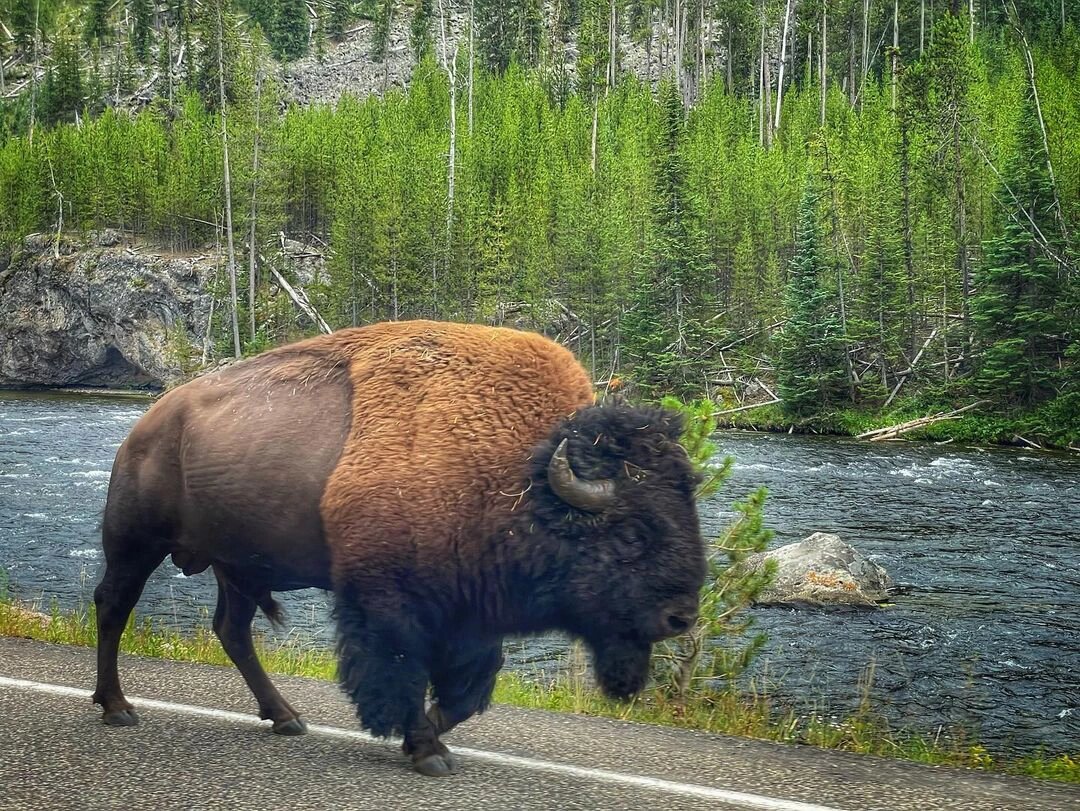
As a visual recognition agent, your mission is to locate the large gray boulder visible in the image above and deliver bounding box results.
[744,532,895,608]
[0,234,214,389]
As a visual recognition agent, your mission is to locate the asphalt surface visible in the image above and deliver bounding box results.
[0,637,1076,811]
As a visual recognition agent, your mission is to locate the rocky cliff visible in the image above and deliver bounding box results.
[0,233,214,390]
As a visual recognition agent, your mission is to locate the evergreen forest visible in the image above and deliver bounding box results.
[1,0,1078,442]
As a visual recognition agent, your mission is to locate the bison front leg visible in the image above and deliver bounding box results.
[335,598,456,776]
[429,638,504,737]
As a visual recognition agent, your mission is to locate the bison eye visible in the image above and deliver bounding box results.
[665,614,692,634]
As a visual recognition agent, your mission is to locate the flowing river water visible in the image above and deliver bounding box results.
[1,390,1077,756]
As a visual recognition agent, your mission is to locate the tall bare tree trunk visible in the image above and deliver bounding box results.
[775,0,793,130]
[468,0,474,135]
[920,0,926,55]
[1008,3,1070,244]
[848,24,856,105]
[891,0,898,111]
[680,0,689,102]
[247,64,263,344]
[759,18,766,146]
[821,4,827,126]
[726,25,733,93]
[700,1,707,92]
[28,0,40,145]
[955,143,969,326]
[969,0,974,42]
[439,0,456,250]
[645,13,653,86]
[608,0,617,93]
[763,33,773,147]
[860,0,870,110]
[900,110,916,354]
[216,0,241,359]
[674,0,682,97]
[590,93,599,172]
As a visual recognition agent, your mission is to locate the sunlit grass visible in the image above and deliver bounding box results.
[1,597,1076,784]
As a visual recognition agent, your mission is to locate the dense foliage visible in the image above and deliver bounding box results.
[0,1,1077,436]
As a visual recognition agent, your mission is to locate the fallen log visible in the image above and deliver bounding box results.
[714,398,782,417]
[259,253,333,334]
[1013,435,1043,450]
[884,327,938,408]
[857,401,985,442]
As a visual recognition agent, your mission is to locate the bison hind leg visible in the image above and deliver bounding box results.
[212,568,305,735]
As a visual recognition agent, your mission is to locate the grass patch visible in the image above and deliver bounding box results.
[1,596,1076,784]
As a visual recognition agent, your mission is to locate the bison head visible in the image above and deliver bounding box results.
[527,403,707,700]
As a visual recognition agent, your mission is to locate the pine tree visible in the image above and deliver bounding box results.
[475,0,513,72]
[41,33,83,125]
[971,91,1066,407]
[194,0,245,108]
[371,0,393,62]
[9,0,55,49]
[130,0,153,62]
[623,81,714,395]
[576,0,609,98]
[314,3,327,62]
[777,180,849,416]
[85,0,111,44]
[518,0,542,67]
[329,0,351,40]
[473,0,541,72]
[276,0,310,60]
[410,0,433,64]
[243,0,278,37]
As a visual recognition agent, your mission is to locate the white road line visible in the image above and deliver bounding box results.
[0,674,850,811]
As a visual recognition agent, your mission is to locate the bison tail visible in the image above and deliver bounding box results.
[258,595,287,629]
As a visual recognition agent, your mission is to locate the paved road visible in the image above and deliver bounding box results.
[0,638,1076,811]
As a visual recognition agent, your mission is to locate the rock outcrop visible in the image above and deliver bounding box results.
[0,233,214,390]
[743,532,895,608]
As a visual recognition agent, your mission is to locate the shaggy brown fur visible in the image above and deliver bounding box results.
[92,320,705,777]
[323,320,595,590]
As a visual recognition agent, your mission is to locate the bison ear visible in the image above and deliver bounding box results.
[657,410,686,442]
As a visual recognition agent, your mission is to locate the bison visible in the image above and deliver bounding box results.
[92,320,706,775]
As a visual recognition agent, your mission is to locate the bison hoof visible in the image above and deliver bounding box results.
[413,752,457,777]
[103,708,140,727]
[271,717,308,736]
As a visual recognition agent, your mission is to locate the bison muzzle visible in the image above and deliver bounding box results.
[91,320,706,776]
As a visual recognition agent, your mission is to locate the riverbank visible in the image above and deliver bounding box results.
[2,597,1075,784]
[718,396,1080,452]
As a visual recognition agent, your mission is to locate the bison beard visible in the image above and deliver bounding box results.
[92,321,705,778]
[590,637,653,700]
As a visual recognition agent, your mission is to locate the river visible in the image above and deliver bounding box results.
[1,390,1077,756]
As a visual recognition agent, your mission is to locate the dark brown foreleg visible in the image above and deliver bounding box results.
[335,594,455,776]
[92,541,167,726]
[212,568,306,735]
[428,638,504,737]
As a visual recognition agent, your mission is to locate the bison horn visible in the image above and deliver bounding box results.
[547,438,617,512]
